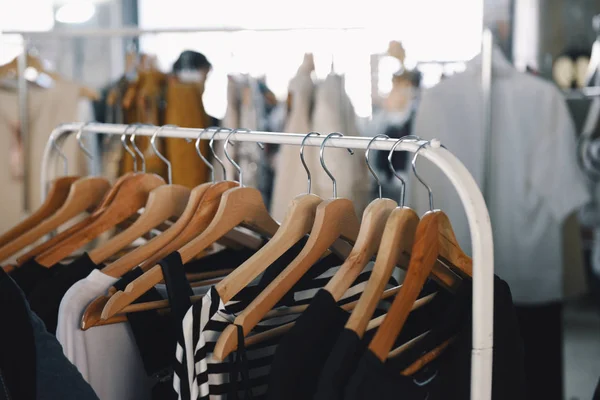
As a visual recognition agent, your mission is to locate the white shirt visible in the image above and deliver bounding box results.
[56,270,154,400]
[410,45,590,304]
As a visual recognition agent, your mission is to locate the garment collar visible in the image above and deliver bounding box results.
[465,43,514,78]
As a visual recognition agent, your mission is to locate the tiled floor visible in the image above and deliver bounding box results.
[564,301,600,400]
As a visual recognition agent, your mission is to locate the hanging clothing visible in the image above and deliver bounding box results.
[411,44,590,304]
[164,78,212,188]
[0,82,90,240]
[270,67,315,221]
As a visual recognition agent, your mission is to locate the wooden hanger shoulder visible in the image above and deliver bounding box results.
[0,176,79,248]
[345,206,419,337]
[137,181,236,270]
[100,181,240,319]
[324,198,397,300]
[15,173,138,265]
[437,211,472,277]
[213,197,360,361]
[0,177,111,264]
[101,182,211,278]
[88,184,191,265]
[216,193,322,303]
[35,173,165,267]
[368,211,441,361]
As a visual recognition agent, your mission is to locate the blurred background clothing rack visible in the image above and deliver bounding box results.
[4,25,365,213]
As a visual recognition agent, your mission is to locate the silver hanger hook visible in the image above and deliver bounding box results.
[121,124,138,172]
[130,124,148,173]
[75,122,94,162]
[150,124,176,184]
[210,127,230,181]
[320,132,354,198]
[195,128,215,183]
[388,135,421,207]
[52,135,69,176]
[365,134,389,199]
[223,128,263,187]
[412,140,435,211]
[300,132,321,194]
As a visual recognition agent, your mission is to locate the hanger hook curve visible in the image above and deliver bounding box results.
[52,132,69,176]
[388,135,422,207]
[75,122,95,163]
[412,140,435,211]
[320,132,354,198]
[121,124,139,173]
[192,127,215,183]
[130,124,149,173]
[301,132,321,194]
[150,124,177,184]
[210,127,231,181]
[224,128,254,187]
[366,134,389,199]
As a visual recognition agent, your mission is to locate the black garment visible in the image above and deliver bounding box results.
[315,277,526,400]
[9,258,66,297]
[28,253,103,334]
[30,298,99,400]
[594,376,600,400]
[268,282,442,400]
[0,268,36,400]
[515,302,563,400]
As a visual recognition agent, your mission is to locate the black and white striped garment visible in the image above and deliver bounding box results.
[188,262,400,400]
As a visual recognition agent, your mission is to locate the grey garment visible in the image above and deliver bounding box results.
[29,311,99,400]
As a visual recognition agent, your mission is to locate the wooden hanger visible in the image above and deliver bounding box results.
[15,172,137,265]
[0,176,79,248]
[87,127,192,265]
[324,135,397,301]
[368,142,472,361]
[100,129,279,319]
[213,133,361,361]
[34,172,165,267]
[0,177,111,263]
[100,130,218,278]
[345,139,460,337]
[213,132,330,304]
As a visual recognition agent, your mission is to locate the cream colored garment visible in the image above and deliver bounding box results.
[271,73,370,221]
[270,68,315,221]
[215,76,240,181]
[0,81,85,235]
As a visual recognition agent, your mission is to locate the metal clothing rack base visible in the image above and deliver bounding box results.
[42,122,495,400]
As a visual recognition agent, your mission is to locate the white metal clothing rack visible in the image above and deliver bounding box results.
[42,122,495,400]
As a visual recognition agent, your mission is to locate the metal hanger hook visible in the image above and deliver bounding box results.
[210,127,231,181]
[300,132,321,194]
[195,128,215,183]
[51,135,69,176]
[150,124,177,184]
[75,122,95,162]
[130,124,149,173]
[412,140,435,211]
[320,132,354,198]
[366,134,389,199]
[388,135,422,207]
[121,124,139,172]
[224,128,260,187]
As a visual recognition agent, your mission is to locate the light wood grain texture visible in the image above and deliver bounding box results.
[16,172,137,265]
[88,184,190,264]
[212,197,360,361]
[0,176,79,247]
[400,337,455,376]
[138,182,236,271]
[368,211,472,361]
[35,173,165,267]
[100,184,279,320]
[215,193,322,304]
[0,177,111,264]
[345,207,419,337]
[324,198,397,300]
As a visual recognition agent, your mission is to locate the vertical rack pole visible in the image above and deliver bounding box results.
[17,39,31,212]
[481,29,493,203]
